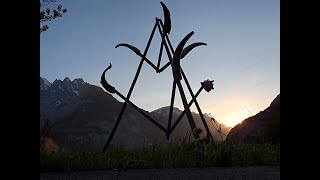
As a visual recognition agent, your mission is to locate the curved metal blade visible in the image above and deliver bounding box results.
[100,63,116,94]
[181,42,207,59]
[115,43,142,56]
[160,2,171,34]
[172,31,194,81]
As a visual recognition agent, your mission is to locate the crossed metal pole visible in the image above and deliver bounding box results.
[100,2,215,152]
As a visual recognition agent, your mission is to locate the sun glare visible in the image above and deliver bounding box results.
[224,112,249,127]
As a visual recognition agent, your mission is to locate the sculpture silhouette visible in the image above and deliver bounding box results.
[100,2,215,152]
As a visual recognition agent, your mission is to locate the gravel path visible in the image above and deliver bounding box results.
[40,166,280,180]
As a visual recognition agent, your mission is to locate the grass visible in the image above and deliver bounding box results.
[40,137,280,172]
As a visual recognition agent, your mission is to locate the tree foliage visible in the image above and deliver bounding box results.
[40,0,67,33]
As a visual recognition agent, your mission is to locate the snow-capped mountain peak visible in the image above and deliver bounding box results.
[41,77,89,97]
[151,106,182,116]
[40,77,52,90]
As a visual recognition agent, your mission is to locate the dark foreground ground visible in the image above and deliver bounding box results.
[40,166,280,180]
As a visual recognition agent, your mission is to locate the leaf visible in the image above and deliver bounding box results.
[53,10,59,17]
[40,12,45,20]
[46,8,50,15]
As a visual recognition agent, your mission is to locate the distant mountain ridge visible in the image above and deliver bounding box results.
[226,94,280,144]
[150,106,232,141]
[40,77,231,151]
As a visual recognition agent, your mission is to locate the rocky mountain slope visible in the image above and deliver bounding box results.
[226,94,280,144]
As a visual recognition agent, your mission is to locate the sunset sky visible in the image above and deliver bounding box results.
[40,0,280,127]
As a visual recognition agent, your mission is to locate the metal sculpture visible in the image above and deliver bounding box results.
[101,2,215,152]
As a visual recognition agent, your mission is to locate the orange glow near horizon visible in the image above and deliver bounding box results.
[221,111,250,127]
[203,103,253,128]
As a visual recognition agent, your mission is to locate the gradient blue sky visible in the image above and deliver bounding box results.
[40,0,280,127]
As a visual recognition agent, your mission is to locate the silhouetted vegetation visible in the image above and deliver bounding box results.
[40,137,280,172]
[40,0,67,33]
[40,119,60,153]
[40,119,52,151]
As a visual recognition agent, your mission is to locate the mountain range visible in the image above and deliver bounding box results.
[40,77,231,152]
